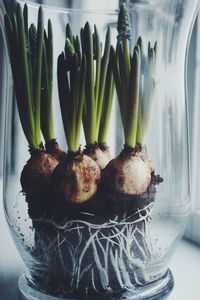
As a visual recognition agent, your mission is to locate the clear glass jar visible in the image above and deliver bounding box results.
[2,0,199,299]
[0,1,11,173]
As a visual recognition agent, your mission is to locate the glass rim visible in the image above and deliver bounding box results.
[18,1,118,14]
[18,0,154,14]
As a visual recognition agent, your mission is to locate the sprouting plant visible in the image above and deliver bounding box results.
[5,3,44,150]
[104,3,159,196]
[111,3,157,148]
[40,20,54,143]
[54,26,101,204]
[4,4,59,201]
[57,31,86,153]
[80,22,114,146]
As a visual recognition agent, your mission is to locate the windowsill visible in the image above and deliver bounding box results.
[169,238,200,299]
[184,211,200,245]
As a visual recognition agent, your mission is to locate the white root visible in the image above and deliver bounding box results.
[30,205,158,295]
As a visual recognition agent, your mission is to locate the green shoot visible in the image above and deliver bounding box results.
[125,46,141,147]
[41,20,55,142]
[17,4,36,146]
[81,23,113,145]
[82,22,96,145]
[96,27,111,128]
[4,4,45,150]
[58,22,113,150]
[33,7,44,147]
[98,60,115,143]
[57,38,86,153]
[94,25,101,108]
[136,39,157,144]
[111,3,157,148]
[4,12,35,149]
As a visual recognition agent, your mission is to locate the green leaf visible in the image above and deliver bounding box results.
[70,53,80,148]
[75,54,86,150]
[96,26,111,130]
[82,22,96,145]
[46,20,53,99]
[125,46,141,148]
[41,33,55,142]
[40,20,54,143]
[57,53,74,150]
[122,38,131,85]
[16,4,36,148]
[23,4,28,36]
[4,14,33,146]
[98,60,114,143]
[93,25,101,106]
[118,42,129,127]
[66,23,73,44]
[29,23,37,68]
[110,45,125,127]
[74,35,81,66]
[33,6,44,148]
[65,37,75,70]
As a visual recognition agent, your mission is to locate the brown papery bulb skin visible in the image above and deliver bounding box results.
[20,150,59,196]
[103,148,152,196]
[45,139,67,162]
[84,143,112,170]
[52,153,101,204]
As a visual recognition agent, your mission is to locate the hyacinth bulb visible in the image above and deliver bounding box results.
[20,151,59,196]
[103,151,152,195]
[52,153,101,203]
[84,143,112,170]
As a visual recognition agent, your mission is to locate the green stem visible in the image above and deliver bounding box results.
[57,53,74,151]
[98,61,114,143]
[110,45,128,131]
[118,42,128,128]
[33,7,44,148]
[66,23,73,44]
[94,25,101,107]
[74,36,81,66]
[41,34,54,142]
[83,22,97,145]
[96,26,111,132]
[70,53,80,150]
[23,4,28,36]
[41,20,54,142]
[5,14,35,148]
[125,46,141,148]
[122,38,131,85]
[136,41,157,144]
[58,36,86,153]
[75,55,86,150]
[47,20,53,101]
[16,4,36,148]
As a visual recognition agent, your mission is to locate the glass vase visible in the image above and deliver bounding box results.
[2,0,199,299]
